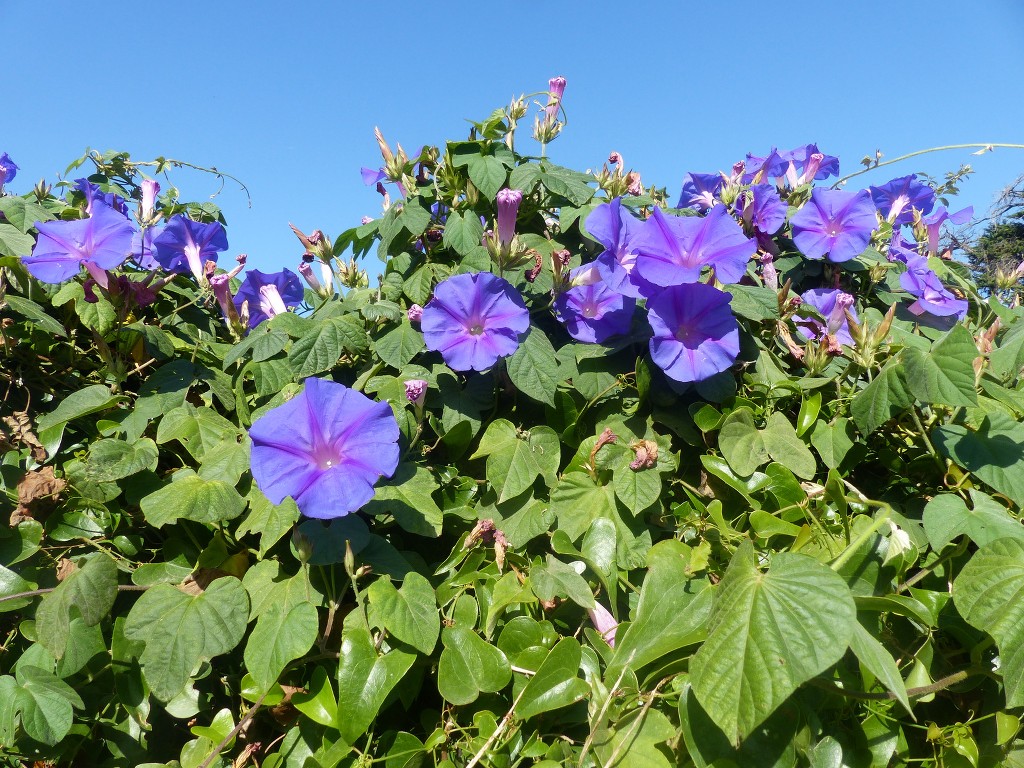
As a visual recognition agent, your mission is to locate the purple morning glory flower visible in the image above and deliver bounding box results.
[74,178,129,217]
[921,205,972,256]
[421,272,530,372]
[790,188,877,263]
[634,205,756,287]
[778,144,840,183]
[0,153,19,188]
[586,197,644,298]
[248,377,400,519]
[743,148,788,183]
[794,288,858,347]
[234,268,305,328]
[742,184,787,235]
[676,173,725,212]
[152,214,228,281]
[554,265,635,343]
[900,256,968,319]
[869,175,936,225]
[647,283,740,383]
[23,201,135,283]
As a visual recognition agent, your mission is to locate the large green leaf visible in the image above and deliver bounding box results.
[718,407,768,476]
[14,666,83,746]
[0,222,35,256]
[124,577,250,701]
[36,384,124,433]
[607,555,712,679]
[593,708,676,768]
[289,316,366,376]
[374,321,423,370]
[551,471,618,542]
[140,471,247,527]
[761,412,816,480]
[238,489,301,557]
[156,404,243,460]
[924,490,1024,550]
[467,154,507,200]
[530,555,595,610]
[437,625,511,705]
[953,538,1024,706]
[336,622,416,744]
[689,541,856,743]
[367,572,440,654]
[507,328,559,407]
[0,196,54,232]
[442,210,486,257]
[934,410,1024,502]
[473,419,560,503]
[516,638,589,720]
[3,295,68,338]
[851,359,912,435]
[244,602,319,694]
[35,555,118,659]
[902,325,978,407]
[85,437,159,481]
[363,463,443,537]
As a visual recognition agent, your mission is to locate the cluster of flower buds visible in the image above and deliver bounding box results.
[533,76,566,145]
[374,127,417,196]
[336,257,368,289]
[290,223,336,298]
[595,151,644,198]
[845,303,896,369]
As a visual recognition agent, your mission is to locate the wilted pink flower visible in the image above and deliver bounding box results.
[407,303,423,323]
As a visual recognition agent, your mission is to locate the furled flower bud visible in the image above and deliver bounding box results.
[587,602,618,647]
[826,292,855,336]
[361,215,374,225]
[759,253,778,290]
[495,188,522,249]
[140,179,160,223]
[545,76,567,122]
[298,261,327,298]
[210,273,245,337]
[407,303,423,323]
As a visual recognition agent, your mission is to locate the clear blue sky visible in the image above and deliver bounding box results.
[6,1,1023,274]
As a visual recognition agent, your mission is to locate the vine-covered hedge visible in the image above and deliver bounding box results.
[2,82,1024,767]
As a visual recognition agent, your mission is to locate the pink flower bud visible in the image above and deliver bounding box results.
[141,179,160,222]
[587,602,618,646]
[404,379,428,407]
[495,188,523,248]
[407,303,423,323]
[545,76,567,122]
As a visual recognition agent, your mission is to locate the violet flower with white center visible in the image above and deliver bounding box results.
[0,153,19,191]
[790,188,877,263]
[495,188,523,251]
[586,197,644,298]
[404,379,428,407]
[152,214,228,282]
[635,204,756,288]
[588,602,618,647]
[23,201,135,283]
[676,172,725,212]
[233,268,304,328]
[870,175,936,225]
[248,378,400,519]
[421,272,530,372]
[554,265,635,343]
[778,144,840,184]
[795,289,858,347]
[901,256,968,319]
[647,283,740,383]
[742,148,788,183]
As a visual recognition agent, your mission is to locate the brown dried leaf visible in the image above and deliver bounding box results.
[3,411,47,461]
[14,465,66,523]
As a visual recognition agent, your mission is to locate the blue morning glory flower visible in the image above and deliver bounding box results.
[586,197,644,298]
[870,175,936,225]
[634,205,755,287]
[790,188,877,263]
[901,256,967,320]
[249,377,400,519]
[233,268,305,328]
[23,201,135,283]
[421,272,530,372]
[554,265,635,343]
[795,288,858,347]
[152,214,228,282]
[676,173,725,212]
[0,153,20,189]
[647,282,740,383]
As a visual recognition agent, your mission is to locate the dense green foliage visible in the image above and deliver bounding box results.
[3,93,1024,768]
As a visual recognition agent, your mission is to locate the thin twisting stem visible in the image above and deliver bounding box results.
[833,143,1024,187]
[197,691,268,768]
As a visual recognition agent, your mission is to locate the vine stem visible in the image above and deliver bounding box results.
[464,682,529,768]
[197,691,268,768]
[0,583,147,606]
[833,143,1024,187]
[812,667,984,702]
[577,651,635,768]
[829,508,891,572]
